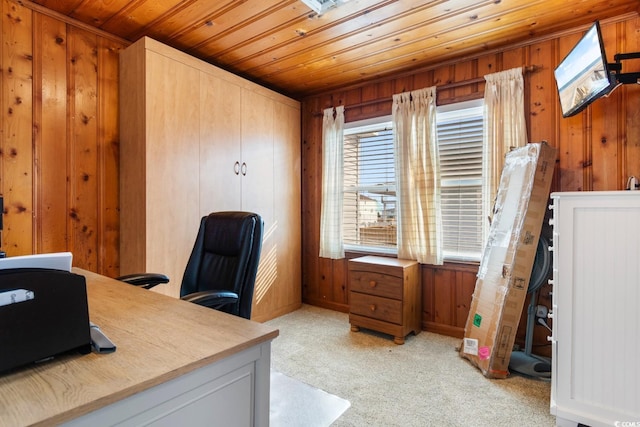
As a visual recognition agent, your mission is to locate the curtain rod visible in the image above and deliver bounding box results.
[316,65,540,115]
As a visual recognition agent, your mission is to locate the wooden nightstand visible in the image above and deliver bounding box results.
[348,256,421,344]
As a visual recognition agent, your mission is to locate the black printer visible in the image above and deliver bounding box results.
[0,268,91,373]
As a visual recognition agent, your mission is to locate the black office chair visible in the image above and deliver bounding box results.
[118,211,263,319]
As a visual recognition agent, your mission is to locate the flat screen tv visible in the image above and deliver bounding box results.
[554,21,617,118]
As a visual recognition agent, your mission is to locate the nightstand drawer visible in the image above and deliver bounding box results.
[350,293,402,324]
[349,270,402,300]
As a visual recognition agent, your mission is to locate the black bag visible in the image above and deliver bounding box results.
[0,268,91,373]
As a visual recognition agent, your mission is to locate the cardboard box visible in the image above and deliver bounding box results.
[460,142,557,378]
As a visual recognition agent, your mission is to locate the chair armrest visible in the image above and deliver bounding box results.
[116,273,170,289]
[182,290,238,309]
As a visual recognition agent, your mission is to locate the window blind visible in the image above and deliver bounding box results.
[343,123,396,250]
[437,105,484,261]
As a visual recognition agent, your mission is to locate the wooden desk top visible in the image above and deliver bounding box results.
[0,268,279,427]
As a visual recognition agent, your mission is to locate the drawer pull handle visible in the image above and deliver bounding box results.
[369,304,376,312]
[369,280,377,288]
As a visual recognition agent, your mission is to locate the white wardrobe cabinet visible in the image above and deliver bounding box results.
[549,191,640,427]
[119,37,301,322]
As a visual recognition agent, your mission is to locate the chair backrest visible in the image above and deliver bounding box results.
[180,211,263,319]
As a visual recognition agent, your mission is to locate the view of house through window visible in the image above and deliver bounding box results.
[342,100,484,261]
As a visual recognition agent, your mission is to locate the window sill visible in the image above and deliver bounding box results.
[344,249,480,270]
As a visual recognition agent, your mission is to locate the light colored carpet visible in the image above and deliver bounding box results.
[266,304,556,427]
[270,370,351,427]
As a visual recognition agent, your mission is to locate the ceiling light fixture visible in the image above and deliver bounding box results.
[299,0,335,14]
[299,0,349,15]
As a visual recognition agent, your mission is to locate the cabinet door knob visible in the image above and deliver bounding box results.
[241,162,247,176]
[234,161,240,175]
[369,304,376,312]
[369,280,377,288]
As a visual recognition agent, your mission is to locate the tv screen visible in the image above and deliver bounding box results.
[554,21,616,118]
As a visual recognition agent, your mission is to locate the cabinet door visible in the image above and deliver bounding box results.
[273,101,302,313]
[240,90,274,319]
[240,90,274,221]
[553,192,640,426]
[145,50,200,296]
[199,72,242,214]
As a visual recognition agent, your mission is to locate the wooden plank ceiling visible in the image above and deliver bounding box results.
[29,0,640,99]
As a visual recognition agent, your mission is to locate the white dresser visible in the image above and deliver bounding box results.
[549,191,640,427]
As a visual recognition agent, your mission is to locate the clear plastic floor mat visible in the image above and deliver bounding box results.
[270,370,351,427]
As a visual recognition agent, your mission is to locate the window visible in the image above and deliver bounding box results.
[341,100,484,261]
[343,119,396,253]
[437,101,484,261]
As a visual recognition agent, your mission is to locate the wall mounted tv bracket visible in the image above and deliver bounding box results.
[609,52,640,85]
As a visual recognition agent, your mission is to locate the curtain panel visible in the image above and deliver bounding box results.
[319,105,345,259]
[392,87,443,265]
[482,67,527,243]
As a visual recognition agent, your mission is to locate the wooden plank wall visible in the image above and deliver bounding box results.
[301,14,640,349]
[0,0,126,277]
